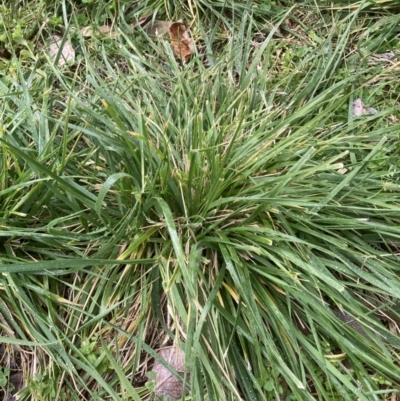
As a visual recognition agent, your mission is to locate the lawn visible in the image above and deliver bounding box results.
[1,0,400,400]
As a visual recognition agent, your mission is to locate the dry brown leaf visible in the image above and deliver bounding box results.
[168,22,194,63]
[48,35,75,66]
[141,20,194,62]
[151,346,190,400]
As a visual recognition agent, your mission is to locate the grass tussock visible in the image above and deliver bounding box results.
[1,0,400,400]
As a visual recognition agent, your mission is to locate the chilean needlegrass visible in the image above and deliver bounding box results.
[1,0,400,400]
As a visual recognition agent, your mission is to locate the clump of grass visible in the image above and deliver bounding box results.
[1,0,400,400]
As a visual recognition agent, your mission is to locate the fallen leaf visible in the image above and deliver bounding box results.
[352,98,378,117]
[96,25,113,35]
[168,22,194,62]
[80,25,116,38]
[352,98,364,117]
[80,26,94,37]
[151,346,190,400]
[143,21,174,37]
[141,20,194,62]
[364,106,378,115]
[48,35,75,66]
